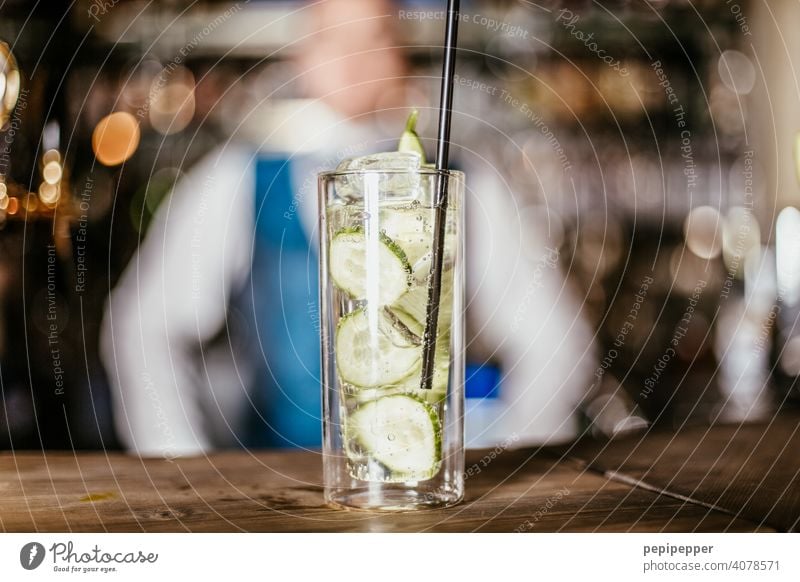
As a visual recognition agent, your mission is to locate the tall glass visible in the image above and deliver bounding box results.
[318,168,465,510]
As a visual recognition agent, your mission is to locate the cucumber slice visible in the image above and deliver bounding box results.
[397,109,426,163]
[329,227,411,304]
[348,394,441,478]
[392,275,454,331]
[382,306,423,345]
[389,306,424,338]
[351,353,448,404]
[396,337,451,403]
[392,284,429,326]
[379,207,457,283]
[336,308,421,387]
[380,206,431,267]
[386,295,452,403]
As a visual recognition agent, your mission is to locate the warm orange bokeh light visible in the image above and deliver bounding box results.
[23,193,38,212]
[92,112,141,166]
[39,182,59,205]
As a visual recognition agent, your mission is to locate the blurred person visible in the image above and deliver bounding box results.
[101,0,595,457]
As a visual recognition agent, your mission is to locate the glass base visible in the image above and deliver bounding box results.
[326,484,463,511]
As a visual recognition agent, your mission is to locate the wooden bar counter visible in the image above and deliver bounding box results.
[2,412,797,532]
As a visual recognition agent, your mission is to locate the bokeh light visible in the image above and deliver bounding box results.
[780,336,800,377]
[722,206,760,277]
[776,206,800,307]
[684,206,723,259]
[42,160,63,184]
[42,149,61,164]
[718,50,756,95]
[92,111,141,166]
[38,182,59,206]
[148,66,196,135]
[22,193,38,213]
[0,42,20,124]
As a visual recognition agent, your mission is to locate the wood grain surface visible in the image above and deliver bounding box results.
[0,436,777,532]
[562,411,800,532]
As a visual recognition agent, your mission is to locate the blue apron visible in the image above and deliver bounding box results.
[243,157,321,448]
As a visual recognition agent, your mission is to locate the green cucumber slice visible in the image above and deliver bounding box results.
[382,306,423,345]
[397,109,426,163]
[348,394,441,478]
[387,297,452,403]
[380,206,431,268]
[379,207,457,283]
[385,266,454,402]
[388,306,425,338]
[396,338,450,403]
[392,276,454,331]
[329,227,411,304]
[336,308,421,387]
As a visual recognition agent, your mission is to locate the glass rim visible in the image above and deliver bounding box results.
[318,168,465,180]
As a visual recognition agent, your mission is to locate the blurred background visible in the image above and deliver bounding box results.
[0,0,798,451]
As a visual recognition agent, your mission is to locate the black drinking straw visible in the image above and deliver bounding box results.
[421,0,460,390]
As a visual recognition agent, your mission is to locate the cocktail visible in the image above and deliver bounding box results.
[319,113,465,510]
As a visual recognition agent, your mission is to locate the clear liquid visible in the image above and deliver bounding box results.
[326,199,456,483]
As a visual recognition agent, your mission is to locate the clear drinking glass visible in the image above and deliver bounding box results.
[318,168,465,510]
